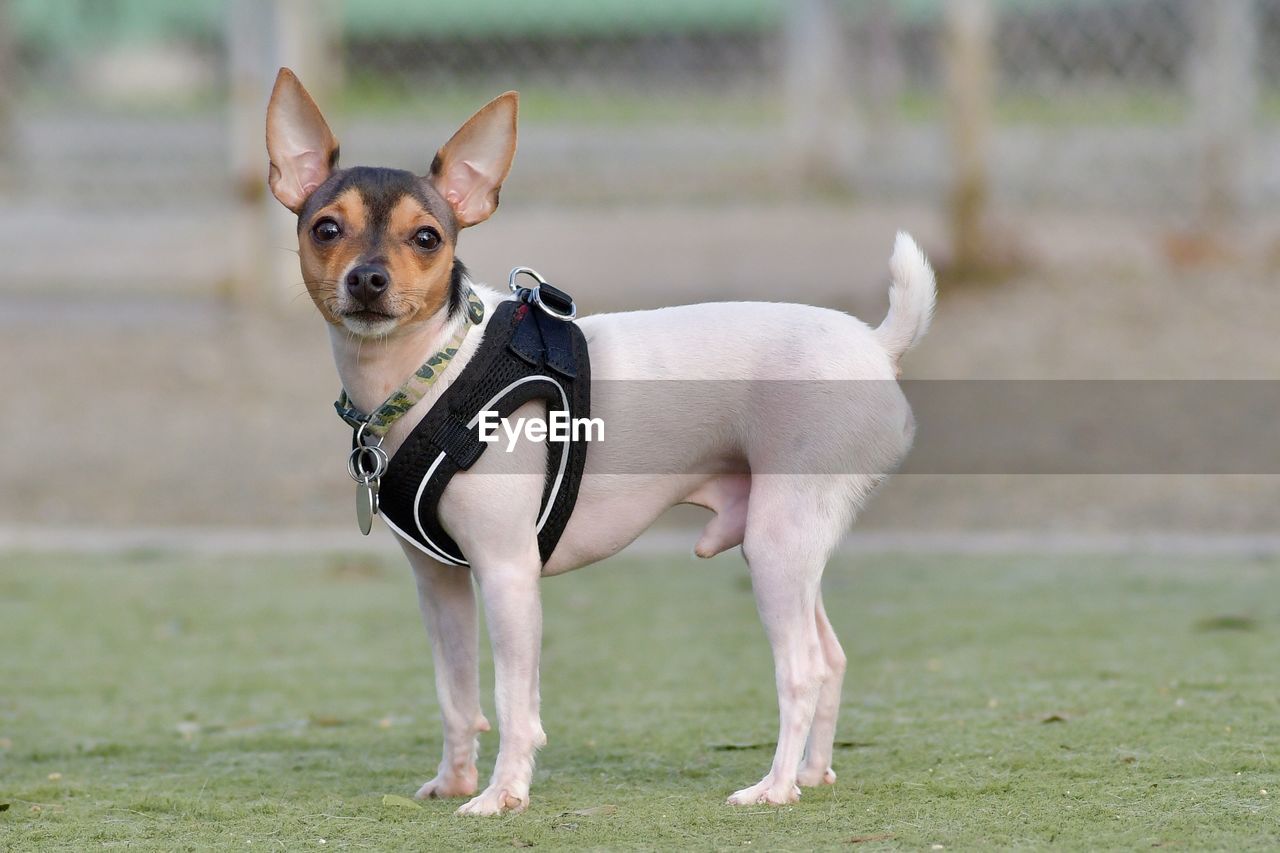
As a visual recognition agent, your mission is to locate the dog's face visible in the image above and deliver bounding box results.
[265,69,518,337]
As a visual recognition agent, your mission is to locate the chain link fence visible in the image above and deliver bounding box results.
[1,0,1277,289]
[5,1,1279,537]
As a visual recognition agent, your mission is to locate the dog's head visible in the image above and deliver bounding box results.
[265,68,517,337]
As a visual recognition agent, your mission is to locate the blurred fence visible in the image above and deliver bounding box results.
[1,0,1278,291]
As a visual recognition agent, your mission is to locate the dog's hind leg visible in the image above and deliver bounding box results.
[727,479,843,806]
[797,594,846,787]
[793,476,884,788]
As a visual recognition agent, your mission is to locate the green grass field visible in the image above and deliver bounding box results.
[2,549,1278,850]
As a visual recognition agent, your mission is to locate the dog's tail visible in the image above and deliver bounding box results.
[874,231,936,367]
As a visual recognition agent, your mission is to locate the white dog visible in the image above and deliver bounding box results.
[266,68,935,815]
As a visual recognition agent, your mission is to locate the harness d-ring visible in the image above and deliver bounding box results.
[508,266,546,293]
[508,266,578,321]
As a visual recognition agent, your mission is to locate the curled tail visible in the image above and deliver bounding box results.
[875,231,936,366]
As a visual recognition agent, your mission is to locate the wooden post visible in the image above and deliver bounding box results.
[1189,0,1258,228]
[273,0,343,101]
[225,0,342,307]
[862,0,903,129]
[782,0,856,187]
[944,0,995,276]
[226,0,273,306]
[0,0,16,183]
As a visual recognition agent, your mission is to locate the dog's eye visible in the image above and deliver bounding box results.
[312,218,341,243]
[413,227,441,251]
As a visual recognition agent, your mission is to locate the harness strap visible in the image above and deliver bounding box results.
[376,290,591,567]
[431,416,485,469]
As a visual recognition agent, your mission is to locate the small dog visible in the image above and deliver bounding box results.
[266,68,935,815]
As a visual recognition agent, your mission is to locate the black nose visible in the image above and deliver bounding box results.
[345,264,390,305]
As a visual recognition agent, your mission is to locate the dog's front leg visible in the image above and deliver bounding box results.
[455,549,545,816]
[444,406,548,817]
[402,545,490,800]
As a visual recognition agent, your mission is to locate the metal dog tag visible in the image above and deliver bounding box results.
[348,431,388,536]
[355,479,379,535]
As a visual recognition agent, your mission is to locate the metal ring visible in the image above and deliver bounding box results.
[347,444,389,482]
[353,421,384,449]
[508,266,548,294]
[531,285,577,321]
[347,445,387,482]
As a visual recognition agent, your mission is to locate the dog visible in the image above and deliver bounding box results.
[265,67,935,815]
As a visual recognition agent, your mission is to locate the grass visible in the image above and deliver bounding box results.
[1,549,1278,850]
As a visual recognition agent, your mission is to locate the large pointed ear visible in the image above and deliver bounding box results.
[429,92,518,228]
[266,68,339,213]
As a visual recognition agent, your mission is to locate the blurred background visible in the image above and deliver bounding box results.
[3,0,1279,548]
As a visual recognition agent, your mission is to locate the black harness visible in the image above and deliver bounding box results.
[373,281,590,566]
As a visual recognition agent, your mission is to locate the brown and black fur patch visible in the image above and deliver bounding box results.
[297,166,469,321]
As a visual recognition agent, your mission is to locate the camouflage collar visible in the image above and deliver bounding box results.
[333,286,486,438]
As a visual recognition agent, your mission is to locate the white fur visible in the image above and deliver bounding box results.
[875,232,936,367]
[326,234,935,814]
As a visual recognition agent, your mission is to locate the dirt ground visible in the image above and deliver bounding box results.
[6,201,1280,537]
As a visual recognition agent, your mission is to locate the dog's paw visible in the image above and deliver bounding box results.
[414,770,478,800]
[726,778,801,806]
[796,765,837,787]
[455,784,528,816]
